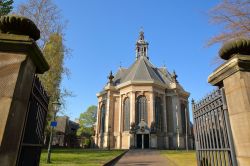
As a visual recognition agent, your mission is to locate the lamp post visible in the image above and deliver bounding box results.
[47,100,61,163]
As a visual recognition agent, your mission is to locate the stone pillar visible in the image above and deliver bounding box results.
[162,95,169,149]
[118,94,122,148]
[172,95,180,149]
[0,16,49,165]
[130,91,136,123]
[162,94,167,133]
[105,92,110,136]
[149,92,154,125]
[130,91,136,148]
[208,39,250,166]
[104,82,115,148]
[94,102,100,147]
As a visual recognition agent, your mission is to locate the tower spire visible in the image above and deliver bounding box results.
[136,28,149,60]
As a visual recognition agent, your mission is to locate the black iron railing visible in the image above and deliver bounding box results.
[17,75,49,166]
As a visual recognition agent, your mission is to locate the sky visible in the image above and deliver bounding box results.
[14,0,222,121]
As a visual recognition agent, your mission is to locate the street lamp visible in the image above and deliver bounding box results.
[47,99,61,163]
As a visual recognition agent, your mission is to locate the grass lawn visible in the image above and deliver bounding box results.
[160,150,197,166]
[40,148,125,166]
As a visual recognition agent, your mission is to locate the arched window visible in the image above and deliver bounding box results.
[136,96,147,124]
[181,103,187,134]
[155,97,162,131]
[123,98,130,131]
[100,104,106,133]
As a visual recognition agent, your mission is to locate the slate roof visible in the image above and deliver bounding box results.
[99,31,187,93]
[113,56,173,86]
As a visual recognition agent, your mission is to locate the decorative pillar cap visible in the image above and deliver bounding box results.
[219,38,250,60]
[0,15,40,41]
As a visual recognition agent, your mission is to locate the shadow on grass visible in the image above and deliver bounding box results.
[40,148,125,166]
[160,150,197,166]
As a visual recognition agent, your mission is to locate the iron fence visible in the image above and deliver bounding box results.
[192,88,237,166]
[17,75,49,166]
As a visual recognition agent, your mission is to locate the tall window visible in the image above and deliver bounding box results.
[136,96,147,124]
[155,97,162,131]
[181,103,187,134]
[100,104,106,133]
[123,98,130,131]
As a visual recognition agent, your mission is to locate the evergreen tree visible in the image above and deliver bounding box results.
[0,0,14,16]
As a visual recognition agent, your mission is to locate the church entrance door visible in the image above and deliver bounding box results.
[136,134,142,148]
[136,134,149,149]
[144,134,149,148]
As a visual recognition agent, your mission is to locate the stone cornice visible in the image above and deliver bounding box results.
[178,90,190,98]
[208,54,250,86]
[104,84,116,91]
[165,88,190,98]
[0,34,49,74]
[116,80,168,90]
[96,90,107,97]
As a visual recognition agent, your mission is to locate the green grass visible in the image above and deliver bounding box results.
[39,148,125,166]
[160,150,197,166]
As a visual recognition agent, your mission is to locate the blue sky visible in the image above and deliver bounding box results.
[14,0,222,121]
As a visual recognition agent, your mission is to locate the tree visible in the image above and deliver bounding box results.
[77,105,97,137]
[0,0,13,16]
[15,0,70,113]
[40,33,64,113]
[15,0,71,144]
[208,0,250,46]
[16,0,66,48]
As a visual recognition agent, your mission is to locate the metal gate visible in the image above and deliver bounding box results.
[17,75,49,166]
[192,88,237,166]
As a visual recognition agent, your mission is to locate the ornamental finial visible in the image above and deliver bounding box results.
[219,38,250,60]
[191,98,195,105]
[108,71,114,83]
[0,15,40,41]
[139,27,144,40]
[172,70,178,83]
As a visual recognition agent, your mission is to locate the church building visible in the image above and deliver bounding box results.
[94,31,193,149]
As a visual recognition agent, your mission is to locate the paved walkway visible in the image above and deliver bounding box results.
[114,149,169,166]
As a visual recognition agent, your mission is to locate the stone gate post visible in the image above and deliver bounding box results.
[208,39,250,166]
[0,15,49,165]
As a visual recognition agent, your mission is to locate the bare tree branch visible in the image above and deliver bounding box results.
[15,0,66,48]
[208,0,250,46]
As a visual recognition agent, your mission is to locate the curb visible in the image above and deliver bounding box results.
[103,150,129,166]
